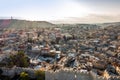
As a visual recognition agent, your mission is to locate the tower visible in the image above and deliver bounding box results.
[11,16,13,20]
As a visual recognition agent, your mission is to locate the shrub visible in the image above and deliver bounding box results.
[35,70,45,80]
[9,50,29,67]
[20,72,29,80]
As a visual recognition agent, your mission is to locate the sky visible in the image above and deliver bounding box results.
[0,0,120,23]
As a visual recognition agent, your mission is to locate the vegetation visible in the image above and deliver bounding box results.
[0,19,56,29]
[20,72,29,80]
[0,71,45,80]
[9,50,30,67]
[35,70,45,80]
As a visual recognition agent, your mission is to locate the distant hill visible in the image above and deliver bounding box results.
[57,22,120,29]
[97,22,120,28]
[0,19,56,29]
[57,24,101,30]
[0,19,120,29]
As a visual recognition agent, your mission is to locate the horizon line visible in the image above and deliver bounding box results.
[0,16,120,24]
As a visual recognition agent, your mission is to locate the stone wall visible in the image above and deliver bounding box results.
[0,67,36,78]
[0,67,120,80]
[49,69,120,80]
[45,69,106,80]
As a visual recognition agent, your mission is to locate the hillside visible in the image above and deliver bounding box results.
[57,22,120,30]
[0,19,56,29]
[1,19,120,29]
[57,24,101,30]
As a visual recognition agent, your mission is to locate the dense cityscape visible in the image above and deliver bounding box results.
[0,19,120,80]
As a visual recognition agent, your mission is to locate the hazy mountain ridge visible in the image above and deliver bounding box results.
[0,19,120,29]
[57,22,120,29]
[0,19,56,29]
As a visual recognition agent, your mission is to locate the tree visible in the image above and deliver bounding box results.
[20,72,29,80]
[35,70,45,80]
[9,50,29,67]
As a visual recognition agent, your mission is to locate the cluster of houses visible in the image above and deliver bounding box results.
[0,25,120,80]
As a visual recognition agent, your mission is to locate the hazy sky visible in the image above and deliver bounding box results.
[0,0,120,23]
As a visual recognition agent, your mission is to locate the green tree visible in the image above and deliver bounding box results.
[20,72,29,80]
[9,50,29,67]
[35,70,45,80]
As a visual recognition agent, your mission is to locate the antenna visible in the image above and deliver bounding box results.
[11,16,13,19]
